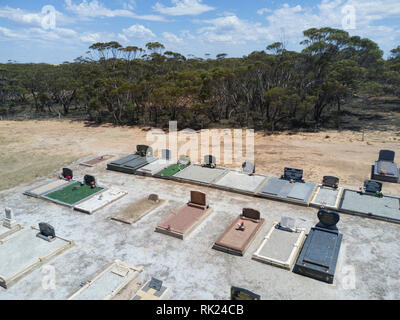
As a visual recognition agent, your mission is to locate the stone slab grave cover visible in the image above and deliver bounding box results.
[132,277,171,300]
[112,194,166,225]
[41,178,106,207]
[0,208,23,240]
[68,260,143,300]
[24,178,73,198]
[0,226,73,289]
[155,191,213,239]
[107,145,157,174]
[257,173,316,206]
[293,209,342,284]
[212,170,268,195]
[371,150,399,183]
[212,208,265,256]
[339,181,400,223]
[311,176,343,210]
[231,286,261,300]
[80,155,114,167]
[74,188,127,215]
[172,164,229,186]
[252,217,306,270]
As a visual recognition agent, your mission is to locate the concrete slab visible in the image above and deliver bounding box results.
[339,189,400,223]
[252,222,306,270]
[311,186,343,210]
[68,260,143,300]
[0,227,73,289]
[136,159,174,176]
[74,188,128,214]
[0,223,23,240]
[23,179,72,198]
[212,170,268,195]
[132,279,170,300]
[80,155,114,167]
[257,177,316,205]
[172,164,229,186]
[372,163,399,183]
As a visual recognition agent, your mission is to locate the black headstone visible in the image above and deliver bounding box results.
[149,278,163,291]
[162,149,171,160]
[282,168,303,182]
[378,150,395,162]
[364,180,382,194]
[39,222,56,238]
[203,155,216,167]
[322,176,339,188]
[317,209,340,230]
[242,162,255,174]
[84,175,96,187]
[148,194,159,202]
[62,168,73,180]
[231,286,260,300]
[137,145,153,157]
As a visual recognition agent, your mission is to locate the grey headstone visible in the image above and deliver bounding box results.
[231,286,260,300]
[178,155,190,166]
[280,216,296,231]
[4,208,13,220]
[162,149,171,160]
[364,180,382,194]
[149,278,163,291]
[37,222,56,242]
[3,208,17,229]
[242,162,255,174]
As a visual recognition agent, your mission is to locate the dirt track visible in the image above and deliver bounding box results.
[0,120,399,195]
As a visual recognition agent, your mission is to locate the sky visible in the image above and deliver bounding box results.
[0,0,399,63]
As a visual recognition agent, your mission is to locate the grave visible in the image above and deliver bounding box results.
[202,155,217,168]
[257,168,316,205]
[107,145,156,174]
[155,155,191,179]
[231,286,261,300]
[80,155,114,167]
[0,226,73,289]
[155,191,213,239]
[112,194,165,225]
[212,208,265,256]
[252,217,306,270]
[371,150,399,183]
[68,260,143,300]
[172,164,229,186]
[61,168,73,180]
[242,162,255,175]
[132,277,170,300]
[41,179,105,207]
[338,180,400,223]
[24,178,73,198]
[311,176,343,210]
[293,209,342,284]
[74,188,128,214]
[212,170,268,196]
[0,208,23,240]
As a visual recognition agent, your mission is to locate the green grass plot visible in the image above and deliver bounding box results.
[44,182,104,205]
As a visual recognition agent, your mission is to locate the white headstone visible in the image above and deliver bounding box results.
[3,207,17,229]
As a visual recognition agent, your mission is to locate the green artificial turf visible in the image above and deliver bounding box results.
[45,182,104,205]
[157,164,188,177]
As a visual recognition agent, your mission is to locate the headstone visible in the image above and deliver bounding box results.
[149,278,163,291]
[282,168,303,182]
[242,162,255,175]
[148,194,159,203]
[162,149,171,160]
[378,150,395,162]
[231,286,260,300]
[322,176,339,188]
[178,155,190,166]
[37,222,56,242]
[279,216,296,231]
[84,175,96,187]
[203,155,216,167]
[190,191,206,206]
[242,208,260,221]
[137,145,153,157]
[3,207,17,229]
[62,168,73,180]
[363,180,382,194]
[316,209,340,230]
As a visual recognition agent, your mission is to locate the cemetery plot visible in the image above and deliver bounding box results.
[42,181,105,207]
[0,208,23,240]
[107,151,157,174]
[257,177,316,205]
[155,191,212,239]
[112,195,166,225]
[310,186,343,210]
[338,189,400,223]
[155,163,189,179]
[107,154,141,172]
[212,171,268,195]
[172,164,229,186]
[132,278,170,300]
[0,227,73,289]
[0,224,23,240]
[68,260,143,300]
[73,188,127,214]
[252,222,306,270]
[371,150,399,183]
[212,209,265,256]
[23,178,72,198]
[136,159,174,176]
[80,155,114,167]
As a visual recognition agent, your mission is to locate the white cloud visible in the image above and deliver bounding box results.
[121,24,156,39]
[64,0,167,21]
[162,32,183,43]
[153,0,214,16]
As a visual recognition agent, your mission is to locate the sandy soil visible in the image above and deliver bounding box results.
[0,119,399,195]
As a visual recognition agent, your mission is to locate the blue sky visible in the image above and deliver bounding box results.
[0,0,399,63]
